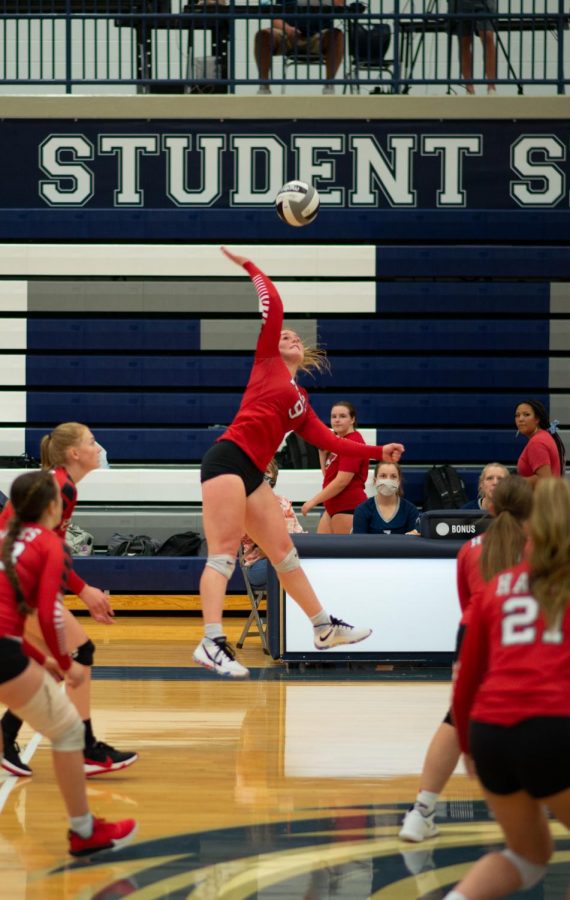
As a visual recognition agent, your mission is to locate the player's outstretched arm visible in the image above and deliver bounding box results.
[220,246,250,268]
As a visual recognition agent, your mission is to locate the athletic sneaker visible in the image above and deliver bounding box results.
[1,740,32,777]
[399,807,439,842]
[193,636,250,678]
[84,741,138,777]
[68,816,138,857]
[314,615,372,650]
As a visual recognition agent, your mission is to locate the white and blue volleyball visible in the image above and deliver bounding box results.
[275,180,320,227]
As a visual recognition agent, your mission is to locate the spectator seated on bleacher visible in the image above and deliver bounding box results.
[254,0,345,94]
[462,462,509,511]
[352,462,420,535]
[241,458,304,590]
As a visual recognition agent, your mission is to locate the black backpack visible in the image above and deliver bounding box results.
[156,531,202,557]
[423,465,468,511]
[276,433,320,469]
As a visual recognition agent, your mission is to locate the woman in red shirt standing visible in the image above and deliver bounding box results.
[400,476,533,843]
[446,478,570,900]
[515,399,565,484]
[194,247,404,678]
[0,470,137,856]
[1,422,137,779]
[301,401,368,534]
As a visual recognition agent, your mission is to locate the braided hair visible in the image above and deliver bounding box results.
[1,471,58,617]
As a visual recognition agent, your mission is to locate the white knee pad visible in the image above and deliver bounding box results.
[13,672,85,752]
[274,547,300,573]
[206,554,236,579]
[502,849,546,890]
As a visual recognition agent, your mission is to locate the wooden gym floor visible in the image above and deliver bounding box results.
[1,615,569,899]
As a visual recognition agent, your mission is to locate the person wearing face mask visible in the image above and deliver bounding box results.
[301,401,369,535]
[352,462,420,536]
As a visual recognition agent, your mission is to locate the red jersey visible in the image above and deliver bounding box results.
[0,524,72,670]
[219,262,387,472]
[456,535,486,626]
[0,467,85,596]
[322,431,368,516]
[453,559,570,753]
[517,430,561,478]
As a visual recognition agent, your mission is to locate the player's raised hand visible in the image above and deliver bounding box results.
[383,443,405,463]
[220,246,249,268]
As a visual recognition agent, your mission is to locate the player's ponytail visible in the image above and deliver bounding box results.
[1,471,59,616]
[298,344,330,377]
[40,422,87,468]
[529,478,570,628]
[479,475,533,581]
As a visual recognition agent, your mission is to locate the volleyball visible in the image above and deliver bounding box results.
[275,180,320,227]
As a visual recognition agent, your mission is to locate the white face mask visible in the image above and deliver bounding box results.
[375,479,399,497]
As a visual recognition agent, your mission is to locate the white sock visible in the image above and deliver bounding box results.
[311,610,330,628]
[69,812,94,838]
[205,624,224,641]
[415,790,439,815]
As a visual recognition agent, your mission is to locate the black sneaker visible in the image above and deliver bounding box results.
[2,740,33,777]
[84,741,138,777]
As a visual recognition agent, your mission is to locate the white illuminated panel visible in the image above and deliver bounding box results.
[284,557,458,653]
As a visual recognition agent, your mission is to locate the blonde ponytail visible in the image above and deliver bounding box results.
[39,422,87,468]
[529,479,570,628]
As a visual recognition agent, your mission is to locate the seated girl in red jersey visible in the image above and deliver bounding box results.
[0,422,137,779]
[400,475,533,844]
[194,247,405,678]
[301,400,368,535]
[515,398,566,485]
[445,478,570,900]
[0,470,137,857]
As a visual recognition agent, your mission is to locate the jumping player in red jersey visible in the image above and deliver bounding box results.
[0,470,137,856]
[444,477,570,900]
[194,247,405,678]
[400,476,533,843]
[301,400,368,534]
[0,422,137,778]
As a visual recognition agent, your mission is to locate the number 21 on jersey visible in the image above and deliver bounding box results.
[501,596,563,646]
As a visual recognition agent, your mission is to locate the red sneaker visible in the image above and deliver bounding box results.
[68,817,138,857]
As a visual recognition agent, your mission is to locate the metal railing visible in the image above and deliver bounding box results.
[0,0,567,94]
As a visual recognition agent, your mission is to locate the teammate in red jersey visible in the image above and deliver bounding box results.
[515,398,566,484]
[444,477,570,900]
[0,470,137,857]
[400,476,533,843]
[301,401,368,534]
[193,247,405,678]
[0,422,137,778]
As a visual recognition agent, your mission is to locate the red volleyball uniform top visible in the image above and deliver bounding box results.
[322,431,368,517]
[517,430,561,478]
[0,467,86,596]
[0,524,72,670]
[453,559,570,754]
[456,535,486,627]
[219,262,388,472]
